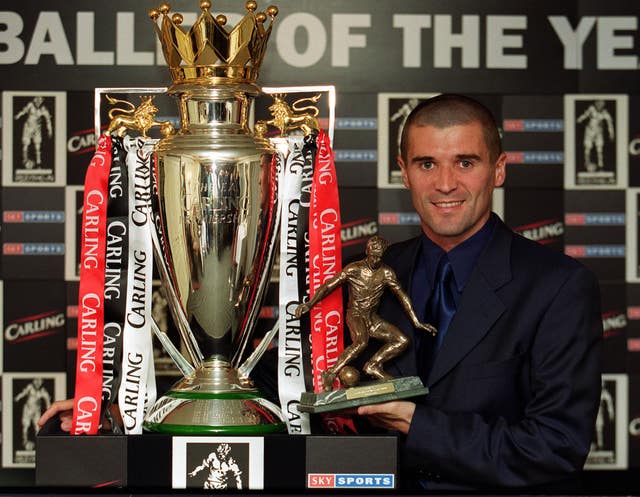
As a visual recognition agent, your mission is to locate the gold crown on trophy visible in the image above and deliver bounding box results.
[149,0,278,86]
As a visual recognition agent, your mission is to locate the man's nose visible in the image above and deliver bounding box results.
[435,165,457,193]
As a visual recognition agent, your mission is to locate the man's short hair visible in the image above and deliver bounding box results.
[399,94,503,162]
[366,236,388,254]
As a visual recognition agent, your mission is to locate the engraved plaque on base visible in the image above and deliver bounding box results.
[298,376,428,414]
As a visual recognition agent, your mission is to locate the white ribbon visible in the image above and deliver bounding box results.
[278,136,312,435]
[117,137,157,434]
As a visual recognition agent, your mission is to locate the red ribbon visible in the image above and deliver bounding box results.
[309,130,356,434]
[309,130,343,392]
[71,135,112,434]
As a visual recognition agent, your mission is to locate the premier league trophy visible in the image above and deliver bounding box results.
[142,0,286,433]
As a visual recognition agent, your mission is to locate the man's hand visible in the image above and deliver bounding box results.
[357,401,416,435]
[38,398,74,432]
[416,322,437,336]
[294,302,311,318]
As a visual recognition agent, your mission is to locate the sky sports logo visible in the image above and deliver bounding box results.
[565,213,625,226]
[503,119,564,132]
[505,151,564,164]
[334,149,377,162]
[3,243,65,255]
[308,473,394,489]
[565,245,625,258]
[3,210,65,223]
[336,117,377,130]
[379,212,421,225]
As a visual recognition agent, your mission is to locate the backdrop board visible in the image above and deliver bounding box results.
[0,0,638,488]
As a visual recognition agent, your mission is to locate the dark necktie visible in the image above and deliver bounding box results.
[419,256,456,381]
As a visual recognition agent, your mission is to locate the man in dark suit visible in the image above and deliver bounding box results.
[356,94,602,491]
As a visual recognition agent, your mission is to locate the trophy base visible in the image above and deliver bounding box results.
[143,360,287,435]
[143,390,287,435]
[297,376,428,414]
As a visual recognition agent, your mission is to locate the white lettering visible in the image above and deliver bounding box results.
[76,12,114,65]
[597,17,638,70]
[0,12,25,64]
[25,12,73,65]
[486,15,527,69]
[393,14,431,68]
[276,13,326,68]
[331,14,370,67]
[434,15,480,68]
[548,16,596,69]
[116,12,153,65]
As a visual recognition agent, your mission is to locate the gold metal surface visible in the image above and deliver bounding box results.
[256,93,321,137]
[104,95,174,138]
[149,1,278,89]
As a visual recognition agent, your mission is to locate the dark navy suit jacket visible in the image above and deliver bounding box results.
[376,217,602,490]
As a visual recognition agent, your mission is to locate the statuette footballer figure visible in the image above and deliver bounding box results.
[295,236,436,392]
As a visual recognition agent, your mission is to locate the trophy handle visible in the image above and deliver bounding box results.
[150,319,194,377]
[149,223,204,371]
[237,319,279,379]
[231,151,283,370]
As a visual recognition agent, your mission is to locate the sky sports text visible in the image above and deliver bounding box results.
[308,473,394,488]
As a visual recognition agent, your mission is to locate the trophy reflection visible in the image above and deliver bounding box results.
[296,236,434,413]
[143,1,286,433]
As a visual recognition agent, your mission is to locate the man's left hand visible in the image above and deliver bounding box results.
[357,401,416,435]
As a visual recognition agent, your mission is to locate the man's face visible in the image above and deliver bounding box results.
[397,121,505,251]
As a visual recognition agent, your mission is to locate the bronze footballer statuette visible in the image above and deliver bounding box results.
[295,236,436,394]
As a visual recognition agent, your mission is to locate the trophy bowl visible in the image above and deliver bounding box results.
[143,83,285,434]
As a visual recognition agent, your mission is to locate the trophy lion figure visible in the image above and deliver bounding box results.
[105,95,174,138]
[261,93,321,137]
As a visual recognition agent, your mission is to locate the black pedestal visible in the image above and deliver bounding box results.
[36,434,397,491]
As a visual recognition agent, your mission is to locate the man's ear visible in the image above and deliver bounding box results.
[494,152,506,187]
[398,156,410,189]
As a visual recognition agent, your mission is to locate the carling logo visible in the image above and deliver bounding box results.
[565,213,625,226]
[5,311,65,343]
[341,218,378,246]
[3,243,65,255]
[503,119,563,132]
[3,211,65,223]
[601,311,627,337]
[506,151,564,164]
[378,212,420,226]
[565,245,625,258]
[67,127,96,155]
[308,473,394,489]
[630,135,640,156]
[514,218,563,245]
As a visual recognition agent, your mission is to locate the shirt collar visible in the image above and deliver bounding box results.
[420,213,497,292]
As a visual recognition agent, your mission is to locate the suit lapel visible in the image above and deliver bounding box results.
[427,219,513,386]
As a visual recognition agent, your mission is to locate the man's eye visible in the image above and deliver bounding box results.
[459,160,473,168]
[419,161,434,170]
